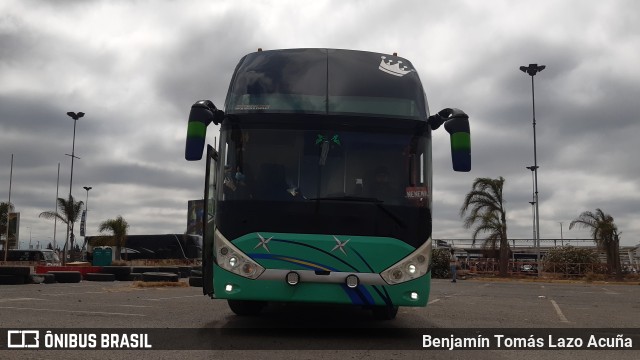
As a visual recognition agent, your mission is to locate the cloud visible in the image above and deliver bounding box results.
[1,0,639,248]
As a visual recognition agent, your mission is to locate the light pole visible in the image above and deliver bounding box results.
[521,63,545,270]
[559,222,563,246]
[53,162,60,252]
[526,166,538,260]
[82,186,92,258]
[64,111,84,264]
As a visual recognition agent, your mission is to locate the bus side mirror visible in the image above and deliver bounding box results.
[429,108,471,172]
[185,100,224,161]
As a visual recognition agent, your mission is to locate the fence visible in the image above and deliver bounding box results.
[460,259,612,277]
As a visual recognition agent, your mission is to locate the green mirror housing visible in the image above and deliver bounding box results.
[429,108,471,172]
[185,100,223,161]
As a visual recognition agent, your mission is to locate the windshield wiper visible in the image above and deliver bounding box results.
[308,196,405,228]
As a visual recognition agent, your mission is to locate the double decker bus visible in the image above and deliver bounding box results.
[185,48,470,319]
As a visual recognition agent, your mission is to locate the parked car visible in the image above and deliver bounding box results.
[520,264,537,273]
[4,249,61,266]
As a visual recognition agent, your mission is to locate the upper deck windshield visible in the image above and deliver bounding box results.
[217,122,431,207]
[225,49,428,120]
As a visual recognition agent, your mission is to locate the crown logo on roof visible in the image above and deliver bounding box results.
[378,56,413,77]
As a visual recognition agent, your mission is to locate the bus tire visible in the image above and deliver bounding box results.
[227,300,266,316]
[85,273,116,282]
[48,271,82,283]
[101,266,131,281]
[142,272,179,282]
[0,274,27,285]
[0,266,31,277]
[188,276,203,287]
[372,305,399,320]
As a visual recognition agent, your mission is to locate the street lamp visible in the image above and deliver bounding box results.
[82,186,92,258]
[64,111,84,264]
[520,64,545,270]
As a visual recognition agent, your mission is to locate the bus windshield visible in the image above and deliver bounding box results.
[217,125,431,206]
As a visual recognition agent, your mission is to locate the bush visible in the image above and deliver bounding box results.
[543,246,602,275]
[432,248,451,279]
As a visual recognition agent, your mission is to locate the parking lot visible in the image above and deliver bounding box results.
[1,278,639,359]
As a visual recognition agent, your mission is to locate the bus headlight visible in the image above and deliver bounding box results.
[380,238,432,285]
[214,229,265,279]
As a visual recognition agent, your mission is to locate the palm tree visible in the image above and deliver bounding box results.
[39,195,84,254]
[98,216,130,261]
[569,208,622,280]
[460,177,510,276]
[1,201,15,260]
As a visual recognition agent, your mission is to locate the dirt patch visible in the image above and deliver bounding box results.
[131,281,189,288]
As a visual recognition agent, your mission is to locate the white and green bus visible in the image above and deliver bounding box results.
[185,48,470,319]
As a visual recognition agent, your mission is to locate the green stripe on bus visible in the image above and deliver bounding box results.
[187,122,207,138]
[451,132,470,151]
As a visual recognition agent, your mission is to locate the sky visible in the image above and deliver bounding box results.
[1,0,639,249]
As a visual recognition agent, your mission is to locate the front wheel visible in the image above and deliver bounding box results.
[372,305,399,320]
[227,300,267,316]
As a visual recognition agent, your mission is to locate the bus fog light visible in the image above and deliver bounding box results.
[225,284,233,292]
[286,272,300,286]
[345,274,359,288]
[410,292,419,300]
[220,247,229,256]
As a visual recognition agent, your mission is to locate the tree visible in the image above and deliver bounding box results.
[1,201,15,260]
[98,216,130,261]
[460,177,510,277]
[1,201,15,241]
[569,208,622,280]
[39,195,84,253]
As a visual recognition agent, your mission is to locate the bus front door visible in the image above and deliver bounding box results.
[203,144,218,296]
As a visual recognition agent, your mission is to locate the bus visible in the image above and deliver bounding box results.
[184,48,471,319]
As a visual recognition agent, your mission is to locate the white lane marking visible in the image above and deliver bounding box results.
[145,295,202,301]
[44,291,107,296]
[601,287,620,295]
[0,298,45,303]
[428,299,441,305]
[550,299,569,323]
[0,306,146,317]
